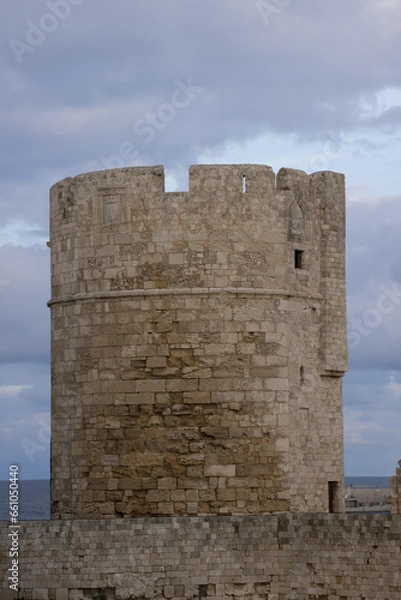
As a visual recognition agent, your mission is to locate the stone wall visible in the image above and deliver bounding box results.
[1,515,400,599]
[49,165,347,518]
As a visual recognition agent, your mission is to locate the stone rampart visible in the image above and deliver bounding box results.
[1,514,400,599]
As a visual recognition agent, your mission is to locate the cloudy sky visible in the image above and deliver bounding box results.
[1,0,401,480]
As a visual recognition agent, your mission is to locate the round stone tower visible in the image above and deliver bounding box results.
[48,164,347,519]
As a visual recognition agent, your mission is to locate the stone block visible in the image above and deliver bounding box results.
[204,465,236,477]
[183,392,211,404]
[32,591,49,600]
[1,591,19,600]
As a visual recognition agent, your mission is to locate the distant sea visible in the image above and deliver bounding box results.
[0,480,50,521]
[344,476,390,489]
[0,477,391,520]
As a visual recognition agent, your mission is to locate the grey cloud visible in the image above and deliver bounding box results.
[343,369,401,474]
[2,0,401,190]
[0,359,50,479]
[346,197,401,371]
[0,246,49,364]
[364,105,401,129]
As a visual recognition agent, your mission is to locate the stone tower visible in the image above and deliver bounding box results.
[48,164,347,519]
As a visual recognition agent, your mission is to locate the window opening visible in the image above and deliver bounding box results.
[294,249,304,269]
[328,481,339,513]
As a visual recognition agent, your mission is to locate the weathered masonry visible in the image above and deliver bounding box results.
[1,515,401,600]
[48,164,347,519]
[2,164,401,600]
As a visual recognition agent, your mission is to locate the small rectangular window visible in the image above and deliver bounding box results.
[328,481,339,513]
[294,249,303,269]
